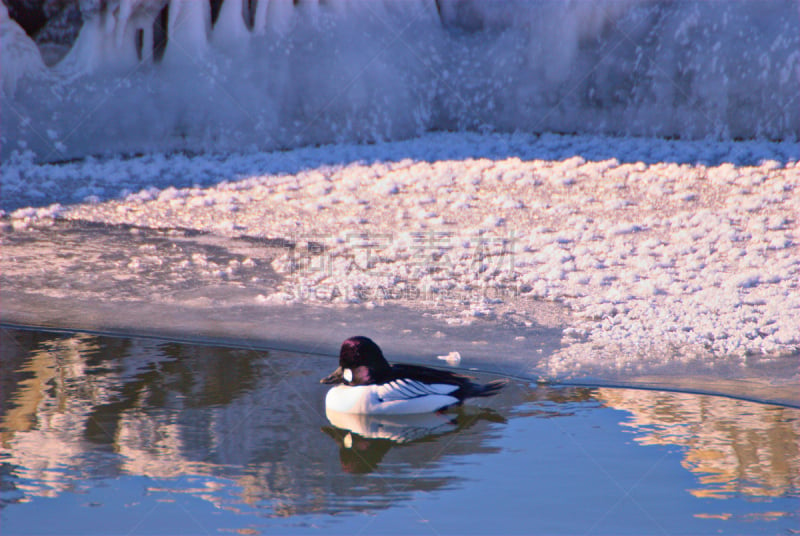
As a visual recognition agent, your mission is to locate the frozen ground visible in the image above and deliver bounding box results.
[2,131,798,404]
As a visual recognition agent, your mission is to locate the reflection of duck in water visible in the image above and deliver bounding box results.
[321,336,507,414]
[322,407,506,474]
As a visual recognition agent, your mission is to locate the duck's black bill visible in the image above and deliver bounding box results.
[320,367,344,384]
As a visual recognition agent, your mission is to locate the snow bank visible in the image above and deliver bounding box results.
[2,0,798,162]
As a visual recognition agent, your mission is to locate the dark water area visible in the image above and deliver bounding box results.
[1,327,798,535]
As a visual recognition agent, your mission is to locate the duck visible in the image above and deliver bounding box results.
[320,336,507,414]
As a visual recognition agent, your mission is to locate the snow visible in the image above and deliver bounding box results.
[2,131,798,405]
[2,0,798,162]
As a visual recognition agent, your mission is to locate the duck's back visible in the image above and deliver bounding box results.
[326,379,460,415]
[389,364,506,400]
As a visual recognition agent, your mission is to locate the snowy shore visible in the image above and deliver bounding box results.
[2,132,798,401]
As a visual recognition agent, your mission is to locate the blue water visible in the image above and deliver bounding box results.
[1,328,798,535]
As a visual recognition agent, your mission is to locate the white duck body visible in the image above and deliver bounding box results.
[325,378,460,415]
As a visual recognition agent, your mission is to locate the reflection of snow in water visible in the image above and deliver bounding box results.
[598,388,800,500]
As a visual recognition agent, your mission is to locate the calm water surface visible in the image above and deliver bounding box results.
[1,327,798,535]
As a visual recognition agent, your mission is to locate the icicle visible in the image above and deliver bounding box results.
[213,0,250,50]
[109,0,142,68]
[0,2,46,94]
[55,0,163,75]
[163,0,211,64]
[55,11,109,74]
[139,18,154,61]
[253,0,269,34]
[298,0,320,26]
[115,0,134,49]
[266,0,295,36]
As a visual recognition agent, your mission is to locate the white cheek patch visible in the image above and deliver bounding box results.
[343,368,353,383]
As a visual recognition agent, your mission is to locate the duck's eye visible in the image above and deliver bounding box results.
[343,368,353,383]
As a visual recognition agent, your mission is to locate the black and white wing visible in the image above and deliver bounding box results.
[376,378,459,403]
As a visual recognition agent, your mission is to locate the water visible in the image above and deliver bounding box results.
[2,327,798,535]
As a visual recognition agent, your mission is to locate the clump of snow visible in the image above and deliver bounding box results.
[437,351,462,366]
[9,203,64,229]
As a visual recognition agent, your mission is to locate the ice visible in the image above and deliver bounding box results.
[0,3,46,94]
[212,0,249,50]
[56,0,163,74]
[2,0,798,161]
[260,0,295,35]
[163,0,211,65]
